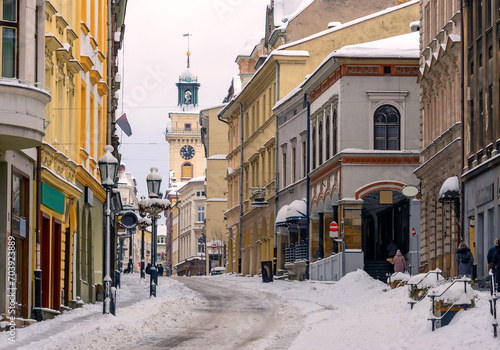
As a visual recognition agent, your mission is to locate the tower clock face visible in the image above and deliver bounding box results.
[180,145,195,160]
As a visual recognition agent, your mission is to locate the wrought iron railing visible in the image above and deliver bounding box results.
[285,241,306,264]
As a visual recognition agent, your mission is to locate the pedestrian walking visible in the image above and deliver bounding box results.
[392,250,407,273]
[456,242,474,277]
[491,240,500,292]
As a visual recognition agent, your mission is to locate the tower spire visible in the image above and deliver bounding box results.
[183,33,192,68]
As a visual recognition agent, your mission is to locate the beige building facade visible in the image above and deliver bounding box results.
[414,0,462,277]
[200,105,229,274]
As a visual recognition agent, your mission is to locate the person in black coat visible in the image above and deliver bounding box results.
[145,263,151,275]
[158,264,164,276]
[492,241,500,292]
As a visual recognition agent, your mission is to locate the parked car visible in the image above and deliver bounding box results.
[210,267,226,275]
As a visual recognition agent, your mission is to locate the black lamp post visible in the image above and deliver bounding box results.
[139,168,170,297]
[137,210,151,279]
[98,145,119,315]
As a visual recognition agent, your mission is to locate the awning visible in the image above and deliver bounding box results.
[286,199,307,221]
[276,204,289,227]
[438,176,460,203]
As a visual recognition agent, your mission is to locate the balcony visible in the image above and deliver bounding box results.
[0,79,51,150]
[165,126,201,136]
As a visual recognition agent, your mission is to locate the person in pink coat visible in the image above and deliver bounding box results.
[392,250,407,273]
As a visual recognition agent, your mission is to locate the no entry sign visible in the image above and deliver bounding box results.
[330,221,338,233]
[211,243,217,249]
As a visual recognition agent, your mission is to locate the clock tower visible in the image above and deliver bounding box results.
[165,36,204,184]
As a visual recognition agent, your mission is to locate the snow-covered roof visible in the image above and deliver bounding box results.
[179,68,197,82]
[187,176,205,183]
[278,0,418,50]
[238,32,264,57]
[208,154,227,160]
[117,170,132,186]
[438,176,460,202]
[276,205,289,226]
[286,199,307,221]
[331,32,419,59]
[273,0,314,27]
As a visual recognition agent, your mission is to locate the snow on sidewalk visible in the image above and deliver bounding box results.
[1,270,499,349]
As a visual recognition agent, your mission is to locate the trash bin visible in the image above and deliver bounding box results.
[261,261,273,283]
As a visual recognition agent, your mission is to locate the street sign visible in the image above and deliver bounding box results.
[329,221,338,238]
[211,243,217,249]
[329,221,338,232]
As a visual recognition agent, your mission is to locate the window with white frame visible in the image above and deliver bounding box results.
[374,105,400,150]
[197,206,205,222]
[0,0,17,78]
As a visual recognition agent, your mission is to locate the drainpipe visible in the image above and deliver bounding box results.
[305,94,311,276]
[459,0,465,246]
[239,102,244,274]
[274,61,280,275]
[33,146,42,321]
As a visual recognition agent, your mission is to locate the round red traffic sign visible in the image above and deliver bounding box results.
[211,243,217,249]
[329,221,338,232]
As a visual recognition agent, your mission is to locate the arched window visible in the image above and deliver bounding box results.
[318,121,323,165]
[312,126,316,169]
[374,105,400,150]
[325,114,330,160]
[182,162,193,179]
[332,109,337,156]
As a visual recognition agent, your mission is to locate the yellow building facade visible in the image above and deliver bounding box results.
[40,0,108,312]
[220,0,419,275]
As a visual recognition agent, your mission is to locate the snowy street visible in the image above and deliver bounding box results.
[1,271,499,349]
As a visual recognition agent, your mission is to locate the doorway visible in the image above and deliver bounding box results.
[362,190,410,280]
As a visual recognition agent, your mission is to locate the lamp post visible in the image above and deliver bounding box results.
[137,213,151,279]
[98,145,119,315]
[139,168,170,297]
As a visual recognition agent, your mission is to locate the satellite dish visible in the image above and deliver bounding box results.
[402,185,419,198]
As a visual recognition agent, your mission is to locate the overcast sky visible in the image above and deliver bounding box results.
[117,0,269,198]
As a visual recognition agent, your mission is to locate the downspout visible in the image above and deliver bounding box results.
[274,61,280,275]
[459,0,465,245]
[239,102,244,274]
[33,146,42,321]
[305,93,311,276]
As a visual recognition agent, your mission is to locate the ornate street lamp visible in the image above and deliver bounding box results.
[137,212,151,279]
[139,168,170,297]
[98,145,119,315]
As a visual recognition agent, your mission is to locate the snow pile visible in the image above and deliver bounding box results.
[2,270,500,349]
[408,269,445,288]
[429,279,476,305]
[388,271,411,283]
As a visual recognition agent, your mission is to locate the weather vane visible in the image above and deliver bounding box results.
[183,33,192,68]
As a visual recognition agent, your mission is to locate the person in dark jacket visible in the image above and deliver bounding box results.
[488,239,500,272]
[158,264,164,276]
[491,240,500,292]
[387,240,398,259]
[145,263,151,275]
[456,242,474,277]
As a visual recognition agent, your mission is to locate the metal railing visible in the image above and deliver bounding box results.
[408,270,443,309]
[489,269,498,337]
[165,127,201,135]
[427,278,473,331]
[285,241,306,264]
